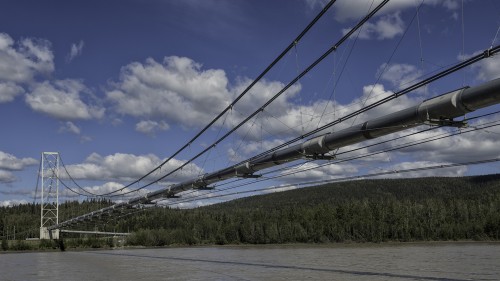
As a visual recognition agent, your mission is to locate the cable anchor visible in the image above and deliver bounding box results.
[484,48,492,58]
[425,118,468,128]
[237,173,262,179]
[304,154,335,160]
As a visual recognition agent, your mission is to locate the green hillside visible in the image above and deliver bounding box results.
[123,174,500,245]
[2,174,500,249]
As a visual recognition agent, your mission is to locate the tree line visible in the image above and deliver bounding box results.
[124,174,500,245]
[1,174,500,249]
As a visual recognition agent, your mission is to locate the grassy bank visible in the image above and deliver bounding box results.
[0,237,125,252]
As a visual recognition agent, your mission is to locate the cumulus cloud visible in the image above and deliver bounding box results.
[66,40,84,62]
[59,121,81,135]
[231,81,414,145]
[254,184,300,196]
[227,139,287,162]
[0,151,37,184]
[63,152,205,183]
[25,79,105,120]
[288,83,415,134]
[278,161,358,183]
[342,12,405,40]
[331,0,461,22]
[226,82,418,164]
[369,160,468,178]
[0,199,28,207]
[459,51,500,81]
[352,112,500,173]
[73,181,151,198]
[0,32,54,105]
[393,125,500,164]
[0,82,24,103]
[304,0,329,10]
[377,62,423,90]
[80,135,93,143]
[0,151,38,171]
[107,56,232,127]
[337,142,392,163]
[230,77,301,117]
[107,56,302,132]
[104,55,419,170]
[0,33,54,84]
[0,170,15,183]
[0,33,101,124]
[135,120,170,136]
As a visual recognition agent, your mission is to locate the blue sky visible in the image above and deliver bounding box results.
[1,0,500,207]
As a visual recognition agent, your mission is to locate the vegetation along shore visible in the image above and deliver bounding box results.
[1,174,499,251]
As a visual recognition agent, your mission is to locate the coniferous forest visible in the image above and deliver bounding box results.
[1,174,500,249]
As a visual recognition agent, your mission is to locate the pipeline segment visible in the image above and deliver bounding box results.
[49,78,500,230]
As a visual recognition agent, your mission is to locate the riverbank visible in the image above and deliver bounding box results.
[2,237,499,253]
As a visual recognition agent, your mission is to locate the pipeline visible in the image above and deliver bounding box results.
[49,78,500,231]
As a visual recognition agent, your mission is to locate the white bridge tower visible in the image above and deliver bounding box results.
[40,152,60,239]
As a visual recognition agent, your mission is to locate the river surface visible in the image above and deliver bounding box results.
[1,242,499,280]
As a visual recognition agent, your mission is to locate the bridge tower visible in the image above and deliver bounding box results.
[40,152,60,239]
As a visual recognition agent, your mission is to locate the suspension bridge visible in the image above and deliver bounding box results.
[26,0,500,240]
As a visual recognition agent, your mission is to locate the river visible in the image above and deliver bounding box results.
[1,242,499,280]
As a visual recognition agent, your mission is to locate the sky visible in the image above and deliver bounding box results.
[1,0,500,208]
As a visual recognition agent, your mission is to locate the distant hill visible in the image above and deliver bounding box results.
[2,174,500,248]
[124,174,500,246]
[211,174,500,210]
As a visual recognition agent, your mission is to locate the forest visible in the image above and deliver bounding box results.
[1,174,500,250]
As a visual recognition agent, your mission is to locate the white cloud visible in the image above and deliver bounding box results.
[227,148,244,163]
[227,81,414,144]
[0,150,36,184]
[227,139,286,162]
[80,135,93,143]
[64,152,204,183]
[135,120,170,136]
[107,56,302,131]
[337,142,392,162]
[394,125,500,164]
[59,121,81,135]
[25,79,105,120]
[460,51,500,81]
[285,83,415,134]
[342,12,405,40]
[69,181,150,198]
[230,77,301,118]
[224,82,418,162]
[442,0,460,10]
[0,33,54,84]
[278,161,358,183]
[0,82,24,103]
[369,161,468,178]
[107,56,232,127]
[259,184,299,195]
[0,170,15,183]
[67,40,84,62]
[304,0,329,10]
[0,199,28,207]
[360,112,500,167]
[377,62,423,90]
[332,0,460,22]
[0,151,38,171]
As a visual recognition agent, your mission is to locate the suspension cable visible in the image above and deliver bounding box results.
[78,0,389,197]
[242,44,500,166]
[165,114,500,206]
[85,0,339,197]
